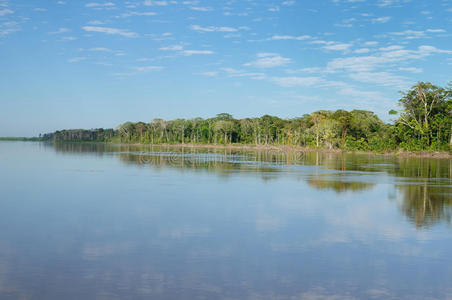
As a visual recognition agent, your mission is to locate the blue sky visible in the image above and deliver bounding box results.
[0,0,451,136]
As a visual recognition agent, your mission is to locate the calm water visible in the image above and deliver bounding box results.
[0,141,452,300]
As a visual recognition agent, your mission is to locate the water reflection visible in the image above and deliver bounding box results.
[2,141,452,299]
[307,176,374,193]
[50,142,452,179]
[397,184,452,228]
[50,142,452,229]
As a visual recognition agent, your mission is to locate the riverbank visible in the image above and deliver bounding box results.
[2,138,451,158]
[0,137,41,141]
[111,142,452,159]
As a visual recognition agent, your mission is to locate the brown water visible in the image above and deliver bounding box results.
[0,141,451,299]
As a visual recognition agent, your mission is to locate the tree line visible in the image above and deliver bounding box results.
[41,82,452,152]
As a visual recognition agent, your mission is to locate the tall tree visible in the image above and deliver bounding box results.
[397,82,449,146]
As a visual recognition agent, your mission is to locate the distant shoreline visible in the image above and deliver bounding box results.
[0,137,41,142]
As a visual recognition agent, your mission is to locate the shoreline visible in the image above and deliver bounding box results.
[110,142,452,159]
[2,139,451,158]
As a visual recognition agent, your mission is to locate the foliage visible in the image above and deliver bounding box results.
[394,82,452,150]
[42,129,115,142]
[38,82,451,152]
[0,137,42,141]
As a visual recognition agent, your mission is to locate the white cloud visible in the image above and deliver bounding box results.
[223,11,248,17]
[89,47,112,52]
[0,21,20,37]
[379,45,404,51]
[335,17,356,28]
[120,11,157,17]
[426,29,446,33]
[221,68,266,80]
[285,67,325,74]
[82,26,139,38]
[244,53,291,68]
[85,2,115,8]
[68,57,87,63]
[331,0,366,3]
[198,71,218,77]
[159,45,183,51]
[135,66,164,72]
[271,76,324,87]
[364,41,379,46]
[87,20,104,25]
[282,1,296,5]
[143,0,169,6]
[310,40,352,51]
[354,48,370,54]
[377,0,410,7]
[147,32,173,41]
[399,67,422,73]
[327,45,452,73]
[49,27,70,34]
[389,30,426,39]
[113,65,164,77]
[0,8,13,16]
[190,7,213,11]
[269,35,311,41]
[182,50,214,55]
[371,16,391,23]
[335,23,352,28]
[323,43,352,51]
[158,44,213,56]
[60,36,77,41]
[337,86,387,102]
[95,62,113,66]
[190,25,239,32]
[418,45,452,54]
[328,56,381,72]
[349,71,409,88]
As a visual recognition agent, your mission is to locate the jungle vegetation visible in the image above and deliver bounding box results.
[41,82,452,152]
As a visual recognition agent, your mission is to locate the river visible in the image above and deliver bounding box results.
[0,141,451,299]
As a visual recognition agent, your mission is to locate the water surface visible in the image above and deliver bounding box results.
[0,141,451,299]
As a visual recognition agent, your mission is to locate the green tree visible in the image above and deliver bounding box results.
[397,82,450,147]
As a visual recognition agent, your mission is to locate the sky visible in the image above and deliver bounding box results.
[0,0,451,136]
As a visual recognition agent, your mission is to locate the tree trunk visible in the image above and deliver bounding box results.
[181,126,184,144]
[316,128,319,147]
[450,124,452,146]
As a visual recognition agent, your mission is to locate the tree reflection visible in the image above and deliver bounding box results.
[307,177,373,193]
[117,150,285,179]
[50,142,452,228]
[397,184,452,229]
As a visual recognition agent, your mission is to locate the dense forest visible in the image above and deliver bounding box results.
[41,82,452,152]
